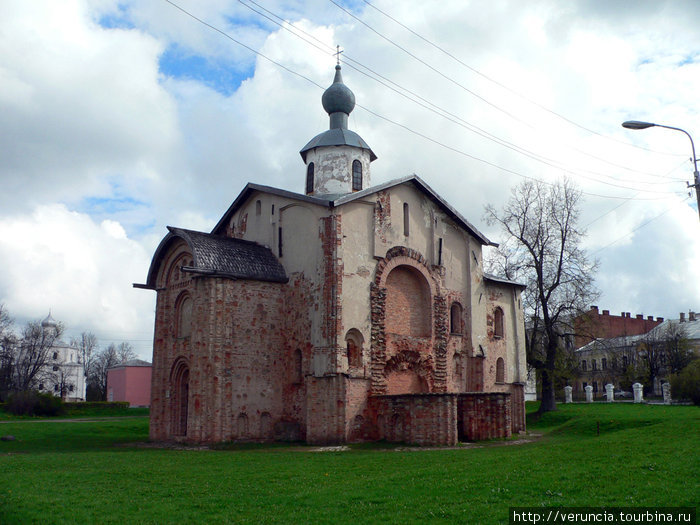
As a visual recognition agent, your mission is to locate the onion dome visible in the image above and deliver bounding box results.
[321,65,355,121]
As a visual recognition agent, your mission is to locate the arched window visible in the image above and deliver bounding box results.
[177,294,193,338]
[496,357,505,383]
[450,302,463,334]
[494,307,504,339]
[306,163,314,194]
[352,160,362,191]
[403,203,409,236]
[345,329,364,368]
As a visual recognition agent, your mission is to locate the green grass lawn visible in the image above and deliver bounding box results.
[0,403,697,524]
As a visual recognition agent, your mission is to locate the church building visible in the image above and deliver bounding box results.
[136,64,527,445]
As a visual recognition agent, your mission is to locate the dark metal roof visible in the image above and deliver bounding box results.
[137,227,287,290]
[211,175,495,246]
[299,128,377,162]
[483,272,526,289]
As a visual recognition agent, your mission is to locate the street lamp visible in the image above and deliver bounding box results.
[622,120,700,222]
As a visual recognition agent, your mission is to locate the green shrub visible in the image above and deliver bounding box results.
[669,359,700,405]
[6,391,66,416]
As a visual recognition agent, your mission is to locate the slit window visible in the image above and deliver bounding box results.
[306,163,314,194]
[352,160,362,191]
[403,203,409,236]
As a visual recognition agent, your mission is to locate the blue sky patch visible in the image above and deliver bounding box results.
[159,44,253,96]
[97,4,134,30]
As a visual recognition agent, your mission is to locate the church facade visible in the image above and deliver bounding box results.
[137,65,527,445]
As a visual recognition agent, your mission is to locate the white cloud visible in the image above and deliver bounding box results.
[0,0,698,357]
[0,204,155,358]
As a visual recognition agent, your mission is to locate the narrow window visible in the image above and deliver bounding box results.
[293,349,303,383]
[438,238,443,266]
[494,307,504,339]
[592,359,597,371]
[306,163,314,194]
[581,360,587,371]
[278,227,283,257]
[271,204,274,215]
[593,381,598,393]
[255,200,261,216]
[352,160,362,191]
[622,355,628,368]
[403,203,409,236]
[602,358,607,370]
[53,352,58,360]
[496,357,505,383]
[450,302,462,334]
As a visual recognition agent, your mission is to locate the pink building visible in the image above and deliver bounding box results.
[106,359,152,407]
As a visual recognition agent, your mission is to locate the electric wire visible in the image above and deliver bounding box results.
[237,0,684,193]
[162,0,685,201]
[359,0,686,159]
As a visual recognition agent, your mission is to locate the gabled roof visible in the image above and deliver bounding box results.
[136,226,288,290]
[212,175,495,246]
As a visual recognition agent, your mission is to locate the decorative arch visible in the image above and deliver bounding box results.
[494,307,504,339]
[345,329,364,368]
[384,350,432,394]
[170,357,190,437]
[385,265,432,337]
[450,302,463,334]
[175,292,193,338]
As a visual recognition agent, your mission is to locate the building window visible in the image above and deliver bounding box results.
[53,365,59,371]
[403,203,409,236]
[69,385,74,392]
[450,302,463,334]
[54,384,58,392]
[53,352,58,360]
[496,357,505,383]
[581,360,587,371]
[494,307,504,339]
[293,349,302,384]
[592,359,597,371]
[593,381,598,393]
[306,163,314,194]
[352,160,362,191]
[622,355,628,368]
[278,227,283,257]
[601,358,607,370]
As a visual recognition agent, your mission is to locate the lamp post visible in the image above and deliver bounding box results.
[622,120,700,222]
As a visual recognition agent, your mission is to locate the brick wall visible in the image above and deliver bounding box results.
[457,393,512,441]
[374,393,459,446]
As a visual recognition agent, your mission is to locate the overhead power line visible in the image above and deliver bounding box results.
[162,0,686,201]
[358,0,686,159]
[237,0,684,194]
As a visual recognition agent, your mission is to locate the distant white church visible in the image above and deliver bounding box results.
[37,313,86,402]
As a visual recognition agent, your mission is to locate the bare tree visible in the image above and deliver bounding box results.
[485,178,598,413]
[0,305,16,400]
[661,323,693,375]
[116,342,137,364]
[90,344,120,401]
[11,319,64,393]
[71,331,98,381]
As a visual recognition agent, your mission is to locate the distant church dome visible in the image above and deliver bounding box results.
[322,65,355,118]
[42,312,57,329]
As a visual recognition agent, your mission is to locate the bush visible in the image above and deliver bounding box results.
[6,391,66,416]
[669,359,700,405]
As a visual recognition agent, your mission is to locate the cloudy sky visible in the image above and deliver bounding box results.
[1,0,699,359]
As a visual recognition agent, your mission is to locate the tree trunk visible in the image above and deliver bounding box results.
[538,368,557,413]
